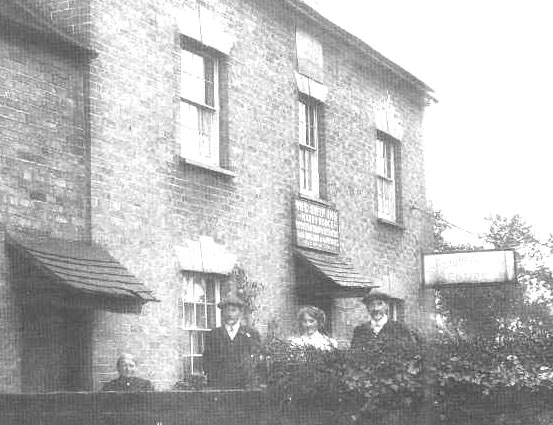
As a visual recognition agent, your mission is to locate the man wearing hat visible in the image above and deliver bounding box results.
[350,290,419,352]
[202,293,260,388]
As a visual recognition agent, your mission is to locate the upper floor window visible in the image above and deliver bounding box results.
[178,273,221,375]
[179,39,220,167]
[376,131,401,223]
[298,99,321,198]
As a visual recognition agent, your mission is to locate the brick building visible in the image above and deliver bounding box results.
[0,0,435,392]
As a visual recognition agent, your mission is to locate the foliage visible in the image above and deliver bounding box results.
[229,265,265,323]
[432,211,553,340]
[430,211,553,424]
[258,335,425,424]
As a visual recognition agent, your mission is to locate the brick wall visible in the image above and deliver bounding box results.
[0,0,433,392]
[82,0,432,390]
[0,25,88,392]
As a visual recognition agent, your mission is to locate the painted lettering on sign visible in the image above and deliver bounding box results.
[293,198,340,253]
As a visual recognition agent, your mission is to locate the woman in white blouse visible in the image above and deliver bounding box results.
[290,306,338,351]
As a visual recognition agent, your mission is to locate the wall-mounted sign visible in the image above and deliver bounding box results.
[293,198,339,254]
[422,249,517,288]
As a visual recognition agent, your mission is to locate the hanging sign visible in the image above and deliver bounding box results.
[423,249,517,288]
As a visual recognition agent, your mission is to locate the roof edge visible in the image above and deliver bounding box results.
[282,0,435,97]
[0,0,97,58]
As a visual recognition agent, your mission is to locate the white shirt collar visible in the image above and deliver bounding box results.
[370,315,388,335]
[225,322,240,340]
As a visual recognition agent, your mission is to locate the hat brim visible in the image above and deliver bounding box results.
[361,291,393,304]
[217,301,245,309]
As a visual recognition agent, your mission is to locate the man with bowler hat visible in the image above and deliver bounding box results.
[203,293,260,388]
[351,290,420,353]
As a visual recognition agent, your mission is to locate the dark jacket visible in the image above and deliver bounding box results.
[350,320,421,354]
[203,324,260,388]
[101,376,154,392]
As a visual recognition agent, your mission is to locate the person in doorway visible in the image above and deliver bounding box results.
[202,294,261,388]
[101,353,154,392]
[290,305,337,351]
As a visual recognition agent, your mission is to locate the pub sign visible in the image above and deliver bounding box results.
[293,198,340,254]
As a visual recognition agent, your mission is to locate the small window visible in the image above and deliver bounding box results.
[299,99,321,197]
[179,39,220,166]
[376,131,400,223]
[178,273,221,375]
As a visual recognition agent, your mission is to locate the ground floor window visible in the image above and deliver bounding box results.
[178,273,221,375]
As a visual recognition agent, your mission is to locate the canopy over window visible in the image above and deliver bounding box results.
[6,234,157,313]
[294,248,375,298]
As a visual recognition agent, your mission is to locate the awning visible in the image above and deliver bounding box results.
[0,0,97,58]
[6,235,157,313]
[294,248,375,298]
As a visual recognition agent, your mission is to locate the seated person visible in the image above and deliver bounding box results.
[290,306,337,351]
[102,353,154,392]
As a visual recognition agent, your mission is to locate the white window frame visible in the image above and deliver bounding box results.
[298,99,320,198]
[179,40,220,167]
[178,273,221,375]
[376,131,399,223]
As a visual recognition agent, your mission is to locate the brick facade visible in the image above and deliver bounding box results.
[0,0,434,392]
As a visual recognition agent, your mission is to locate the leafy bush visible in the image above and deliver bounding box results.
[258,335,425,424]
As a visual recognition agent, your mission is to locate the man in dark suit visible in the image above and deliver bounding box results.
[350,291,423,425]
[203,294,261,388]
[102,353,154,392]
[351,290,421,357]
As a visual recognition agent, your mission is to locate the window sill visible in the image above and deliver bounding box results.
[377,217,405,230]
[298,193,335,208]
[180,157,237,178]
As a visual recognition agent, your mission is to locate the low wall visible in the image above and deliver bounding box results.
[0,390,269,425]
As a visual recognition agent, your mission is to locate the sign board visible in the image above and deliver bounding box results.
[423,249,516,287]
[293,198,339,254]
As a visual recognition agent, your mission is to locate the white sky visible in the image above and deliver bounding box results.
[306,0,553,242]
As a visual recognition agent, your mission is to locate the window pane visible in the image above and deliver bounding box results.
[204,57,215,106]
[181,50,205,104]
[205,279,216,303]
[199,110,214,158]
[377,176,396,221]
[192,331,204,355]
[299,102,307,145]
[307,105,317,148]
[193,357,204,375]
[183,303,194,327]
[181,102,200,131]
[196,304,207,329]
[183,357,193,375]
[207,305,217,329]
[376,139,385,176]
[193,281,206,303]
[306,150,313,190]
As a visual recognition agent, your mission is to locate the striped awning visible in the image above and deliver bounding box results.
[294,248,374,297]
[6,234,157,312]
